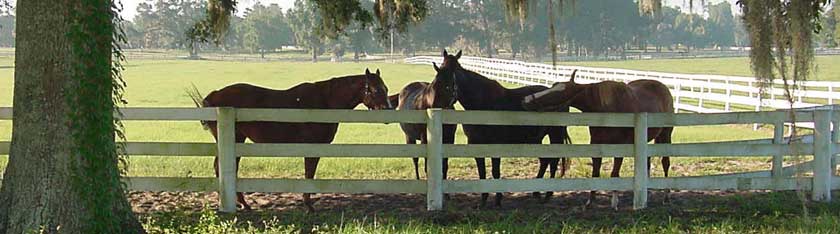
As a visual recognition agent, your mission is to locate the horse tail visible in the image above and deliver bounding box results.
[185,84,210,131]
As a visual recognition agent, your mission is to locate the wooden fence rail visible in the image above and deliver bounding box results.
[0,107,837,212]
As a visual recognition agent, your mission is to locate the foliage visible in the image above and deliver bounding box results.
[65,0,139,232]
[131,0,208,49]
[707,1,736,48]
[287,0,324,61]
[738,0,831,103]
[373,0,428,38]
[237,3,293,55]
[312,0,373,39]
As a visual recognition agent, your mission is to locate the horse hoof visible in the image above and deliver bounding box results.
[240,205,252,211]
[531,192,542,199]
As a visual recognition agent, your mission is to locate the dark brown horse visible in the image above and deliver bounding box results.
[189,69,392,211]
[521,70,674,209]
[441,50,572,207]
[394,62,458,180]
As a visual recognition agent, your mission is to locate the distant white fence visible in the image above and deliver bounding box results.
[1,107,839,212]
[405,56,840,128]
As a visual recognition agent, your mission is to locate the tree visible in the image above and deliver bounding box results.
[707,1,736,48]
[239,3,293,57]
[374,0,428,58]
[834,1,840,46]
[288,0,324,62]
[0,0,144,233]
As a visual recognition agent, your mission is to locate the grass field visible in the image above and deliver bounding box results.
[1,56,839,233]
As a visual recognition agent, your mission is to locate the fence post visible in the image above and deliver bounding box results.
[216,107,238,213]
[833,118,839,176]
[426,108,444,210]
[633,112,649,210]
[772,121,785,190]
[725,80,732,111]
[812,110,832,202]
[674,83,681,111]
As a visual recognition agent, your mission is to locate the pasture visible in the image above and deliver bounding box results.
[1,56,840,233]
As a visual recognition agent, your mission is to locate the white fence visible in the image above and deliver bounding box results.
[1,107,839,213]
[405,56,840,128]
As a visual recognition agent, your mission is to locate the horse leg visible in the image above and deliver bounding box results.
[545,158,559,203]
[657,127,674,204]
[533,158,550,199]
[610,157,624,210]
[475,157,488,208]
[303,157,320,212]
[408,135,420,180]
[491,157,503,207]
[587,157,603,208]
[213,132,250,210]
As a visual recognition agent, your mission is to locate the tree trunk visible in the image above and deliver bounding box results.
[0,1,144,233]
[311,45,317,63]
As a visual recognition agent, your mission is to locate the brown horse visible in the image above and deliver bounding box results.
[441,50,572,207]
[521,70,674,210]
[189,69,392,212]
[395,62,458,180]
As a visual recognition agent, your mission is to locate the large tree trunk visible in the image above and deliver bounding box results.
[0,0,144,233]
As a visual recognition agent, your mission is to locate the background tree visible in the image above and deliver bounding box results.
[288,0,324,62]
[238,3,293,57]
[374,0,428,59]
[707,1,736,49]
[0,0,144,232]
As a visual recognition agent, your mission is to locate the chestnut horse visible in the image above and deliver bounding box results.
[189,69,392,212]
[394,62,458,180]
[441,50,572,207]
[521,70,674,210]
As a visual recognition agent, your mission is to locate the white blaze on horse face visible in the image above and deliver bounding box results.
[525,83,566,104]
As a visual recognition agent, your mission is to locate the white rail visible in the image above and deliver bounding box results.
[0,107,838,212]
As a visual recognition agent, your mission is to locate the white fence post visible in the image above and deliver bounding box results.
[812,110,832,202]
[216,107,238,213]
[633,112,649,210]
[725,80,732,111]
[426,108,444,210]
[833,118,839,176]
[772,121,785,190]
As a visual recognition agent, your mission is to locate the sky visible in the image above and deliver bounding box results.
[112,0,737,21]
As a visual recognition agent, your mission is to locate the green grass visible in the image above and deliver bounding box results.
[1,57,838,233]
[140,192,840,233]
[560,55,840,81]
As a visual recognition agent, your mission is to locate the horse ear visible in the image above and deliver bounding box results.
[375,69,380,76]
[569,69,578,83]
[443,49,448,57]
[365,68,371,76]
[455,50,462,59]
[433,62,440,72]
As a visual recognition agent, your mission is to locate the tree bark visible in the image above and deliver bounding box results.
[0,0,144,233]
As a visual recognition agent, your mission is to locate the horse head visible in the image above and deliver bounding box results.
[362,68,393,110]
[522,69,583,111]
[440,49,462,71]
[431,62,458,108]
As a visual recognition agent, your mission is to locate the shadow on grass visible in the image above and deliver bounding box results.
[138,191,840,233]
